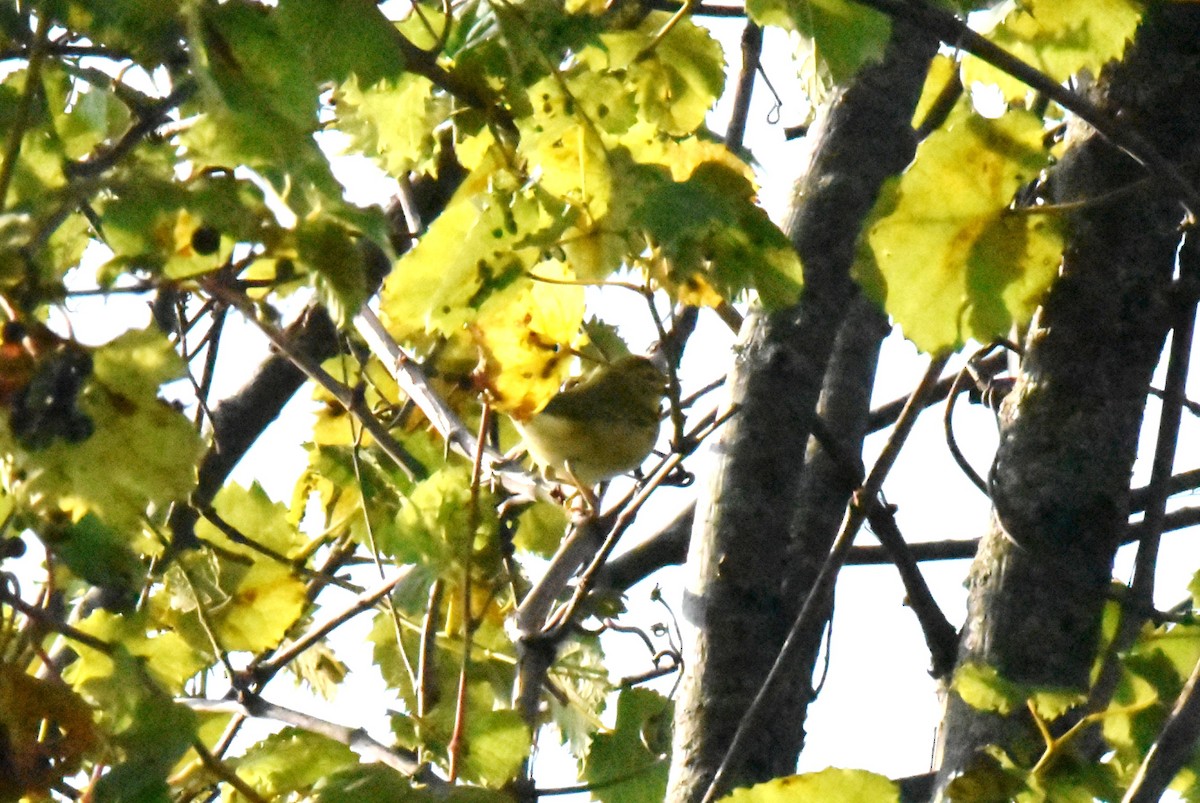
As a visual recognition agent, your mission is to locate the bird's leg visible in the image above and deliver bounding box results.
[563,460,600,515]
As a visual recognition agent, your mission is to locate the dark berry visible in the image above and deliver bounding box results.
[191,226,221,256]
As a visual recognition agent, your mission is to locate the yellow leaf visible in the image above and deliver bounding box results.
[217,561,308,651]
[333,72,444,176]
[520,77,613,219]
[720,768,898,802]
[962,0,1142,103]
[860,105,1060,353]
[380,153,549,343]
[912,54,959,130]
[66,609,205,692]
[472,259,585,417]
[587,14,725,137]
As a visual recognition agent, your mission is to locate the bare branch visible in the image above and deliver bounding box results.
[178,696,447,791]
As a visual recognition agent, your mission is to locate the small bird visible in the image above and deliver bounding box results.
[514,355,667,497]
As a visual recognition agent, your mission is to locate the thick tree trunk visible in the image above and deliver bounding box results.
[666,23,936,801]
[935,8,1200,796]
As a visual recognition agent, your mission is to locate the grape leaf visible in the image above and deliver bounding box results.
[232,728,359,800]
[584,688,671,803]
[0,665,98,799]
[588,13,725,137]
[859,105,1061,353]
[5,328,203,537]
[157,484,308,653]
[632,161,803,309]
[953,662,1084,720]
[719,767,900,802]
[745,0,890,84]
[66,609,205,693]
[277,0,408,86]
[962,0,1143,102]
[335,73,448,178]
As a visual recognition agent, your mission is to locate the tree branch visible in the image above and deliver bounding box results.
[702,353,949,803]
[178,696,447,790]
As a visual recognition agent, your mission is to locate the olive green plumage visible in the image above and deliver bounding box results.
[514,355,666,487]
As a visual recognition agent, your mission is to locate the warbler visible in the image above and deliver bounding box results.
[514,355,667,490]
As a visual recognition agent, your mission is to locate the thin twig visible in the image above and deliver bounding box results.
[178,696,446,789]
[1110,237,1200,803]
[447,404,491,782]
[646,0,746,16]
[64,81,196,179]
[189,739,270,803]
[943,367,989,495]
[1130,234,1199,623]
[353,306,548,502]
[864,504,958,676]
[198,505,361,593]
[701,352,951,803]
[252,567,414,679]
[725,21,762,153]
[205,284,426,481]
[869,352,1006,431]
[0,585,114,655]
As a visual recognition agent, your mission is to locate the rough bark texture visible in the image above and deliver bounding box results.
[935,9,1200,795]
[778,295,889,736]
[667,24,937,801]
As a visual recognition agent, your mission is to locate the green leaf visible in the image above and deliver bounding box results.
[42,513,143,607]
[62,0,185,66]
[276,0,408,86]
[461,709,530,786]
[385,467,503,579]
[202,482,306,557]
[590,13,725,137]
[66,609,205,693]
[161,484,309,653]
[962,0,1143,103]
[334,73,446,177]
[181,0,330,189]
[860,105,1061,353]
[6,329,203,536]
[513,500,569,557]
[1100,668,1161,755]
[632,161,803,309]
[720,767,900,802]
[98,172,276,279]
[231,728,359,800]
[745,0,890,84]
[584,688,671,803]
[295,218,369,326]
[73,649,198,803]
[311,764,420,802]
[953,662,1084,720]
[547,635,610,759]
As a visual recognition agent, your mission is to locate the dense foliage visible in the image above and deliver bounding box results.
[2,0,1199,802]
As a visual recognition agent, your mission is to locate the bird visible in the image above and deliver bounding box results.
[513,355,667,501]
